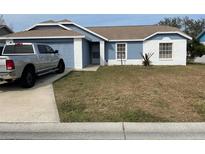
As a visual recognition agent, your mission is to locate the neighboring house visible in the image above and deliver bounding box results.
[0,25,13,53]
[195,30,205,63]
[0,19,191,69]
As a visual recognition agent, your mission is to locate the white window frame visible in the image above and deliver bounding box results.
[115,43,127,60]
[159,42,173,60]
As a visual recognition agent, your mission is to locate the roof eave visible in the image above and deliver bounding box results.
[0,35,85,40]
[109,39,144,42]
[196,30,205,40]
[25,23,72,31]
[0,25,14,33]
[144,31,192,41]
[109,31,192,42]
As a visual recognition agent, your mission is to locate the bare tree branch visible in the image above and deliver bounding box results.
[0,15,6,25]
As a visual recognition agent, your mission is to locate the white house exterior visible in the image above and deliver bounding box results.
[143,35,187,65]
[0,19,192,69]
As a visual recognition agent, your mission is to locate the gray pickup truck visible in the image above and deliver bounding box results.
[0,43,65,88]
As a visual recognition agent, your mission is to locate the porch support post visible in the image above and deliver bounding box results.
[100,41,105,65]
[74,38,83,69]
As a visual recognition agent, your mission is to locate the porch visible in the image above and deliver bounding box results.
[81,65,100,71]
[74,38,105,69]
[83,39,105,67]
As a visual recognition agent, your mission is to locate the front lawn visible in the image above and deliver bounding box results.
[53,65,205,122]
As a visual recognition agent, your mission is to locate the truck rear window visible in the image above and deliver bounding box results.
[3,45,34,54]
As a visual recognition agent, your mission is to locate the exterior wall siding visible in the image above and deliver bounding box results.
[13,38,75,68]
[105,42,115,60]
[143,35,187,65]
[147,33,187,40]
[82,39,90,67]
[195,34,205,63]
[199,33,205,43]
[106,34,187,66]
[105,41,143,65]
[127,42,143,59]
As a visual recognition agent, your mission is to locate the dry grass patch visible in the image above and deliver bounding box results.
[53,65,205,122]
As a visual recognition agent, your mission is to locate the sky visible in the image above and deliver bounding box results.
[3,14,205,32]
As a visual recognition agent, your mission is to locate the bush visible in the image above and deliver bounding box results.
[188,39,205,59]
[141,52,154,66]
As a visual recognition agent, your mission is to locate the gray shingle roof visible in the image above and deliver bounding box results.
[87,25,182,40]
[2,29,83,38]
[57,19,72,23]
[40,20,56,23]
[40,19,72,24]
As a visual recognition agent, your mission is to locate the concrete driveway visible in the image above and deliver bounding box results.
[0,70,71,122]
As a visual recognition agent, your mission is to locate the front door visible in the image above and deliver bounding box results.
[91,43,100,64]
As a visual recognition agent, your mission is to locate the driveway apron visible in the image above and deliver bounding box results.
[0,70,70,122]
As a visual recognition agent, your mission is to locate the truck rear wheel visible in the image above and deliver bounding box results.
[21,68,36,88]
[56,60,65,74]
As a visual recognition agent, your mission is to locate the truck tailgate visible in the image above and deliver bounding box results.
[0,57,7,72]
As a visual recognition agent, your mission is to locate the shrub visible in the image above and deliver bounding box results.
[141,52,154,66]
[188,39,205,59]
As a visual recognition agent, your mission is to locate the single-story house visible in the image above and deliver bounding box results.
[195,30,205,63]
[0,19,192,69]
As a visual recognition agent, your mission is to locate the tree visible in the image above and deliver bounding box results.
[158,16,205,59]
[0,15,6,25]
[183,17,205,38]
[0,15,13,30]
[188,39,205,59]
[158,17,182,29]
[158,16,205,38]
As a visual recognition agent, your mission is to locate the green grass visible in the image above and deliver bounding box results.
[53,64,205,122]
[120,110,169,122]
[193,101,205,120]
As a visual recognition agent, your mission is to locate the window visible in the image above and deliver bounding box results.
[45,45,55,53]
[116,43,126,60]
[159,43,172,59]
[38,45,54,54]
[37,45,47,54]
[3,45,34,54]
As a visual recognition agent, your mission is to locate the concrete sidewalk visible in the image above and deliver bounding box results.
[0,69,71,122]
[1,122,205,139]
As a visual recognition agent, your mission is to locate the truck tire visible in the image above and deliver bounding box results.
[21,68,36,88]
[56,60,65,74]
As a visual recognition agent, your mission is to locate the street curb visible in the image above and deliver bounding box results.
[124,122,205,139]
[0,122,123,133]
[124,122,205,133]
[1,122,205,139]
[0,122,124,140]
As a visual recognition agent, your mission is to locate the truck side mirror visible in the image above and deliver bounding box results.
[54,50,59,54]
